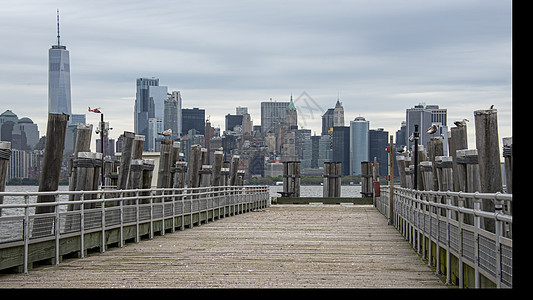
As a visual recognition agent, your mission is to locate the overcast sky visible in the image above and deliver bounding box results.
[1,0,512,151]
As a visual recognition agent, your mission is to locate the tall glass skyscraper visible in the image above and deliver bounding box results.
[135,77,168,150]
[350,117,369,175]
[48,11,71,118]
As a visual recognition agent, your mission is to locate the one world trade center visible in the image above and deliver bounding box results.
[48,10,71,118]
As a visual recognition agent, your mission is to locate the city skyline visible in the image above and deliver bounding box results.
[1,1,512,151]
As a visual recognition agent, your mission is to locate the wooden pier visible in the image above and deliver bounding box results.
[0,204,446,288]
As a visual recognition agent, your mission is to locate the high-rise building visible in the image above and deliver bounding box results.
[261,100,289,135]
[135,78,168,150]
[48,11,71,118]
[332,126,350,175]
[164,91,182,140]
[148,118,163,152]
[350,117,369,175]
[225,114,243,132]
[369,128,389,177]
[333,100,344,127]
[236,106,248,115]
[182,108,205,135]
[405,103,447,148]
[321,100,344,135]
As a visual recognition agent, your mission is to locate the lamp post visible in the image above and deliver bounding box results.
[413,124,420,190]
[90,107,112,187]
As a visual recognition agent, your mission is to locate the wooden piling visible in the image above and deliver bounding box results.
[502,137,512,194]
[323,162,340,198]
[396,155,407,188]
[449,125,468,193]
[427,137,444,191]
[414,145,427,190]
[188,145,202,188]
[474,109,502,232]
[65,151,102,231]
[229,155,240,186]
[456,149,480,225]
[419,161,433,191]
[68,124,93,203]
[131,135,145,160]
[173,161,187,188]
[435,156,454,192]
[36,113,69,215]
[361,161,372,197]
[117,131,135,191]
[0,141,11,217]
[236,170,246,186]
[212,150,224,187]
[129,159,144,190]
[72,152,102,207]
[221,161,230,186]
[435,156,455,219]
[200,165,213,187]
[157,140,173,189]
[474,109,503,195]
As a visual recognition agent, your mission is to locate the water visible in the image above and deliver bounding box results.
[268,184,362,198]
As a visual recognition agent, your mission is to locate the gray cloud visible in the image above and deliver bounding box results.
[1,0,511,150]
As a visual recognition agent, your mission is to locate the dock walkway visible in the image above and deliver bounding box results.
[0,204,446,288]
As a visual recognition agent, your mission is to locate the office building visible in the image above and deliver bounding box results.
[321,100,344,135]
[236,106,248,115]
[48,11,71,118]
[405,103,447,148]
[332,126,350,175]
[369,128,389,177]
[182,108,205,135]
[135,77,168,150]
[164,91,182,140]
[261,100,289,135]
[350,117,369,175]
[225,114,243,132]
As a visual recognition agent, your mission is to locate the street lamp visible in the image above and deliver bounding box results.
[413,124,420,190]
[90,107,112,187]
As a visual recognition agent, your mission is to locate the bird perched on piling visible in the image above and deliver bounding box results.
[454,119,469,127]
[397,146,409,154]
[426,124,438,135]
[158,129,172,138]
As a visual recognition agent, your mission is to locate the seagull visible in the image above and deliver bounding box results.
[158,128,172,137]
[397,146,409,154]
[454,119,469,127]
[490,104,494,109]
[426,124,438,135]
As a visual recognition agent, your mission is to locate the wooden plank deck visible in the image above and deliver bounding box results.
[0,204,447,288]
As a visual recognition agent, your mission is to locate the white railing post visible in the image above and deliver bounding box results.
[101,192,106,252]
[55,194,61,264]
[474,195,481,288]
[22,194,30,274]
[80,193,85,258]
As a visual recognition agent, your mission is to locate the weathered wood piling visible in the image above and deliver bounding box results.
[282,161,300,197]
[117,131,135,191]
[361,161,373,197]
[0,141,11,216]
[323,162,341,198]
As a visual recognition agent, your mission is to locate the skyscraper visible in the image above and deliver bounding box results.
[350,117,369,175]
[48,10,71,118]
[260,100,289,135]
[135,77,168,150]
[405,103,447,148]
[164,91,182,140]
[369,128,389,177]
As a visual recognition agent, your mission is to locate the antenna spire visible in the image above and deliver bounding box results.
[56,9,61,46]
